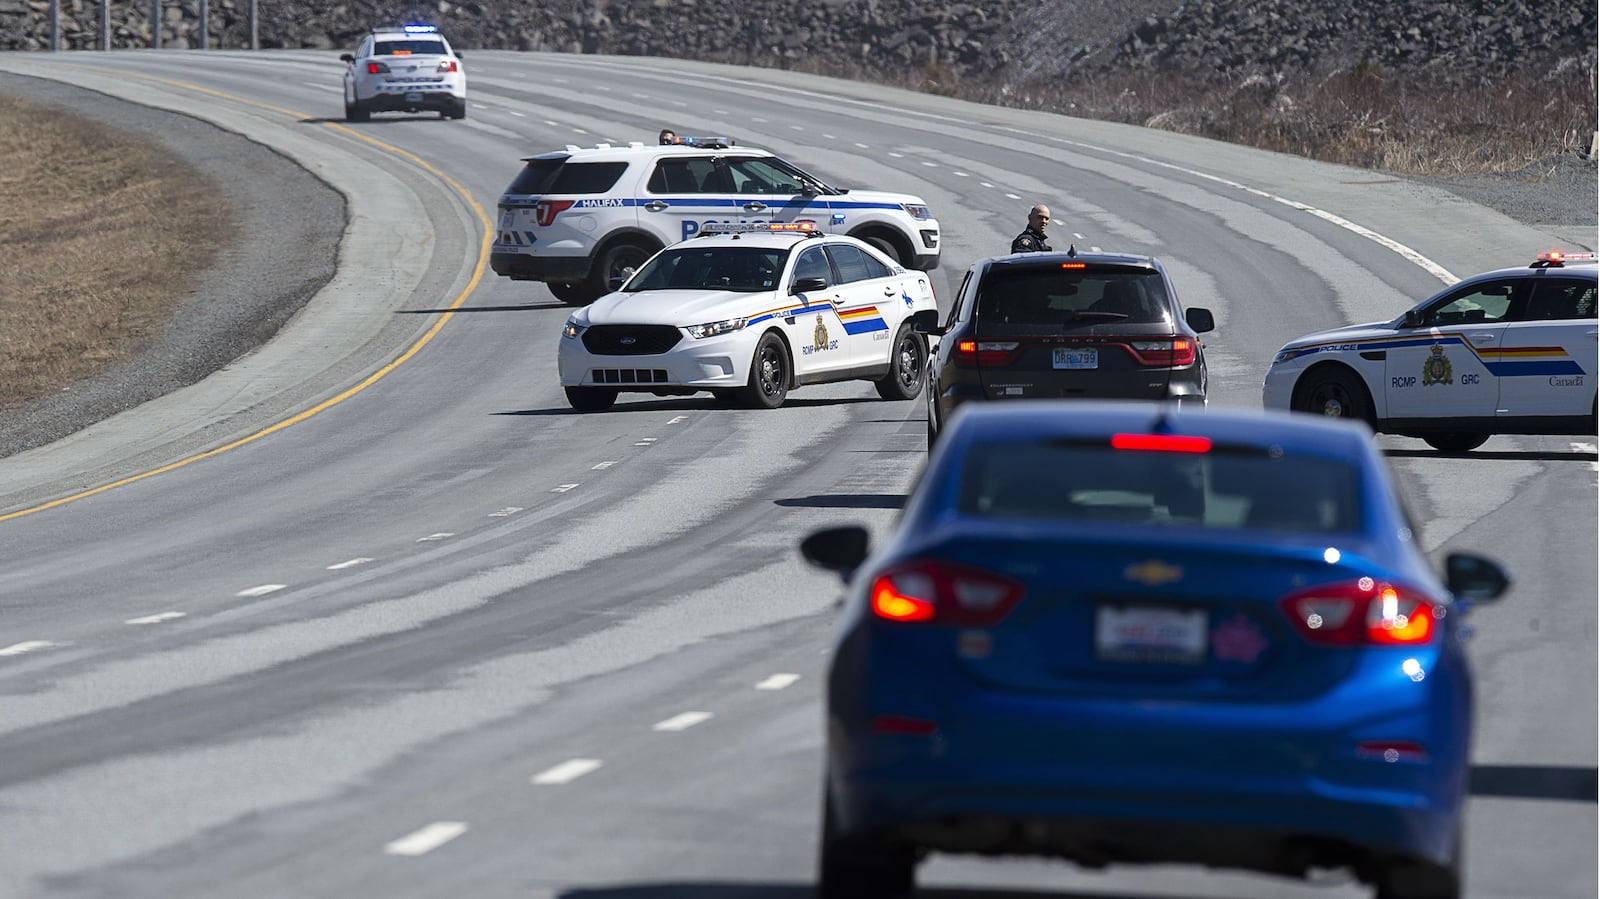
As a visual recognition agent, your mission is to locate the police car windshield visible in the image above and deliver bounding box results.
[374,40,448,55]
[625,247,786,293]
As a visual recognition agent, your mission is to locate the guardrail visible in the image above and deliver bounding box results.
[41,0,260,51]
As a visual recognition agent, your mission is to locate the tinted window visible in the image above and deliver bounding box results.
[625,247,785,292]
[507,160,626,195]
[1424,279,1516,325]
[976,266,1172,326]
[959,440,1361,533]
[374,40,449,55]
[1521,278,1597,321]
[827,245,889,283]
[793,247,832,287]
[647,158,720,194]
[725,158,808,194]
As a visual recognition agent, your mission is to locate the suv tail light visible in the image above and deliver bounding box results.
[534,200,576,227]
[366,61,390,74]
[437,60,458,73]
[952,340,1021,368]
[1280,580,1439,646]
[1127,338,1196,366]
[868,560,1025,626]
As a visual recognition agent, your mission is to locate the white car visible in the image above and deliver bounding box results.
[558,223,938,411]
[340,24,466,121]
[493,140,941,306]
[1263,251,1597,452]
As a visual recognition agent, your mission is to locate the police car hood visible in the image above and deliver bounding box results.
[834,188,926,207]
[586,288,772,325]
[1280,319,1398,349]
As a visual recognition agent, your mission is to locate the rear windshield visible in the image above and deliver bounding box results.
[374,40,448,55]
[625,247,786,292]
[959,440,1362,533]
[977,265,1171,325]
[505,160,628,195]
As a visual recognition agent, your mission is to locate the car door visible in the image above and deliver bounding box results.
[782,244,856,376]
[1384,277,1513,420]
[720,157,822,229]
[1495,276,1598,416]
[824,243,903,369]
[645,156,771,246]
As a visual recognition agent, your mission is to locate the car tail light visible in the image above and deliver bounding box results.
[366,61,390,74]
[437,60,458,72]
[534,200,576,227]
[1126,338,1196,366]
[872,715,940,736]
[867,560,1025,626]
[1280,580,1438,646]
[952,340,1021,368]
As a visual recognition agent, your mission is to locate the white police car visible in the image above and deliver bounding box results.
[340,24,466,121]
[558,223,938,411]
[493,140,941,306]
[1263,251,1598,452]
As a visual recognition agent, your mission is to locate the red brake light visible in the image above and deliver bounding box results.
[534,200,576,227]
[1110,433,1212,453]
[1060,262,1086,270]
[1280,580,1438,646]
[867,561,1025,626]
[366,61,389,74]
[952,339,1021,368]
[437,59,458,72]
[1126,338,1196,366]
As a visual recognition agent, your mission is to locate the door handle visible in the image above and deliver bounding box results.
[743,202,768,212]
[830,294,846,305]
[1468,334,1497,344]
[644,201,669,212]
[883,285,896,296]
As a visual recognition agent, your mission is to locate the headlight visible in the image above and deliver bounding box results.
[685,317,747,339]
[1272,348,1300,364]
[902,203,932,221]
[562,320,585,339]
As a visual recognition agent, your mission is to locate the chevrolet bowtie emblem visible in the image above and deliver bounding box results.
[1124,559,1183,586]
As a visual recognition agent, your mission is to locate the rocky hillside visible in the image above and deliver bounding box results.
[3,0,1593,89]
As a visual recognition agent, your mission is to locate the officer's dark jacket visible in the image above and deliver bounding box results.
[1010,228,1051,253]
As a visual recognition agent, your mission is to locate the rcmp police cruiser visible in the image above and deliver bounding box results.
[1010,204,1053,253]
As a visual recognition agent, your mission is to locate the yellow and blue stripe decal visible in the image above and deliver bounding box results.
[1291,333,1587,377]
[837,306,890,335]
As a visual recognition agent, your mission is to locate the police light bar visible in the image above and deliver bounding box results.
[402,23,439,33]
[1533,250,1599,268]
[698,221,817,236]
[675,136,736,148]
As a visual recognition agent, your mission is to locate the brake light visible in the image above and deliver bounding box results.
[366,61,390,74]
[534,199,576,227]
[1110,433,1212,453]
[866,561,1025,626]
[952,340,1021,367]
[437,59,458,73]
[1280,580,1438,646]
[1127,338,1196,366]
[1060,262,1086,270]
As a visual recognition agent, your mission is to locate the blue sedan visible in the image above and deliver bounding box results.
[801,401,1510,899]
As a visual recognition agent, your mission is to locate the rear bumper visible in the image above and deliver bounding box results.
[490,251,592,283]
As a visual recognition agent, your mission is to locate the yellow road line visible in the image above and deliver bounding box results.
[0,67,494,523]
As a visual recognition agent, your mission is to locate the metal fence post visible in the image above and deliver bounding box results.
[100,0,110,49]
[151,0,160,48]
[48,0,59,50]
[250,0,259,50]
[199,0,208,49]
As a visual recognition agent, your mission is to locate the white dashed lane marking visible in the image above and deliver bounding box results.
[416,533,454,543]
[652,711,713,732]
[552,484,580,493]
[327,558,373,570]
[667,416,688,425]
[592,461,618,470]
[237,584,286,598]
[488,507,523,518]
[385,822,468,856]
[756,673,801,690]
[1005,192,1020,200]
[0,640,61,656]
[126,612,186,625]
[635,437,659,446]
[533,759,603,785]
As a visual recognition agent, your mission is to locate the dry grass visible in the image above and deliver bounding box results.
[0,94,231,412]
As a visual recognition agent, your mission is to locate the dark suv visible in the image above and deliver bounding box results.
[918,250,1215,447]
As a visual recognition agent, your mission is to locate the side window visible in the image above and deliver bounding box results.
[1520,278,1598,321]
[545,162,629,195]
[648,160,700,194]
[1424,279,1517,326]
[826,245,882,284]
[947,270,975,328]
[793,247,833,287]
[359,37,373,57]
[726,158,807,194]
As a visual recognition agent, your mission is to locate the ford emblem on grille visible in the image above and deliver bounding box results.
[619,336,636,345]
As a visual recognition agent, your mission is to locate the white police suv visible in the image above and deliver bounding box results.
[1263,251,1598,452]
[493,140,941,306]
[558,223,938,411]
[340,24,466,121]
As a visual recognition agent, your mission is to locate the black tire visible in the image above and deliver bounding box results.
[856,232,910,268]
[874,324,926,400]
[586,241,656,300]
[739,332,790,409]
[710,389,741,406]
[345,97,369,122]
[548,281,596,306]
[1422,432,1490,453]
[445,97,467,120]
[1292,365,1373,425]
[564,386,617,413]
[817,786,915,899]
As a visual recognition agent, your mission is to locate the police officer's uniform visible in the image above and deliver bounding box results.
[1010,227,1051,253]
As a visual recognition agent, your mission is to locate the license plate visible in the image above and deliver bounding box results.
[1095,604,1206,664]
[405,92,423,103]
[1053,348,1098,370]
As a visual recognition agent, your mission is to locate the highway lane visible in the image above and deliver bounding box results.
[0,51,1592,898]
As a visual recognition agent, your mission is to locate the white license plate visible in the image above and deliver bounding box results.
[405,92,424,103]
[1053,348,1098,370]
[1095,605,1206,664]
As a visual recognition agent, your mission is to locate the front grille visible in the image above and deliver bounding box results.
[592,368,669,384]
[582,325,682,355]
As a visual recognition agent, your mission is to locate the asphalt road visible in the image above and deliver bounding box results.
[0,51,1593,899]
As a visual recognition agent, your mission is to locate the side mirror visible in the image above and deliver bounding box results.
[800,525,871,577]
[339,53,355,63]
[1402,309,1426,328]
[608,267,637,291]
[910,308,943,335]
[791,276,828,295]
[1444,552,1510,602]
[455,50,465,59]
[1185,307,1215,334]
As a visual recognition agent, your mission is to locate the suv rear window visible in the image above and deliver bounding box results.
[959,440,1361,533]
[977,265,1171,326]
[506,160,629,195]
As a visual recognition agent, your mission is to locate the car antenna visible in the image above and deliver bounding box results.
[1067,244,1077,257]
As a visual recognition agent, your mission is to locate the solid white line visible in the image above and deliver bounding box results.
[652,711,713,732]
[384,822,468,856]
[756,673,801,690]
[592,461,618,470]
[126,612,186,625]
[1571,442,1597,453]
[532,758,602,785]
[327,558,373,570]
[237,584,286,598]
[0,640,60,656]
[552,483,580,493]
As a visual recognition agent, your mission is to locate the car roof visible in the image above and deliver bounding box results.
[519,144,775,164]
[672,231,849,251]
[979,249,1163,269]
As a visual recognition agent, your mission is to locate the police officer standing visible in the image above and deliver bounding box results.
[1010,204,1053,253]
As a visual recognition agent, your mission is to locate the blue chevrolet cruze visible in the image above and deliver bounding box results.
[802,401,1510,899]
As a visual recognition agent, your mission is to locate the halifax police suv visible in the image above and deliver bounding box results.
[491,139,941,306]
[1264,250,1598,452]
